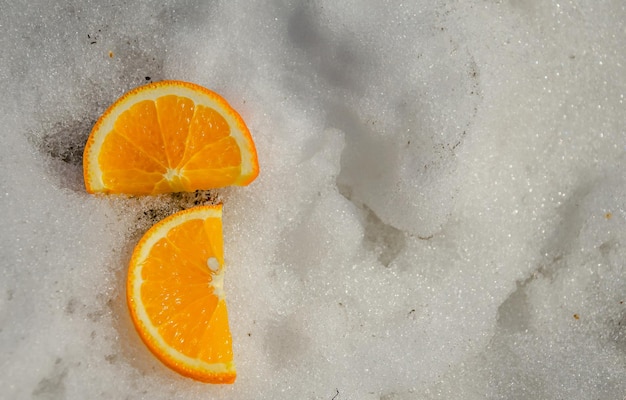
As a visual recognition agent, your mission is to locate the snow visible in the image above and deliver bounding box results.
[1,0,625,399]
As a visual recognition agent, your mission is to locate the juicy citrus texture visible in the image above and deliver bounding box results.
[83,80,259,195]
[127,204,236,383]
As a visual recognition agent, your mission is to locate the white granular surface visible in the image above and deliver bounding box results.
[1,1,625,399]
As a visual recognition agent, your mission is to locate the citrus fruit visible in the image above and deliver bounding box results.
[127,204,236,383]
[83,80,259,195]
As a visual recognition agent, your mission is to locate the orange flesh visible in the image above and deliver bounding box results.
[100,96,242,194]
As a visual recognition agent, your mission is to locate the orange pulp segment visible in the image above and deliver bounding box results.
[83,80,259,195]
[126,204,236,383]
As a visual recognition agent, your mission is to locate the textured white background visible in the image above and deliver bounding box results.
[1,1,625,399]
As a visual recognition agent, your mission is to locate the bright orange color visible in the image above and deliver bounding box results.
[127,204,236,383]
[83,80,259,195]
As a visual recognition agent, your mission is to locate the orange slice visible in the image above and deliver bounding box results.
[127,204,236,383]
[83,80,259,195]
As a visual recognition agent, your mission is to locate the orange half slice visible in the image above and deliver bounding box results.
[83,80,259,195]
[126,204,236,383]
